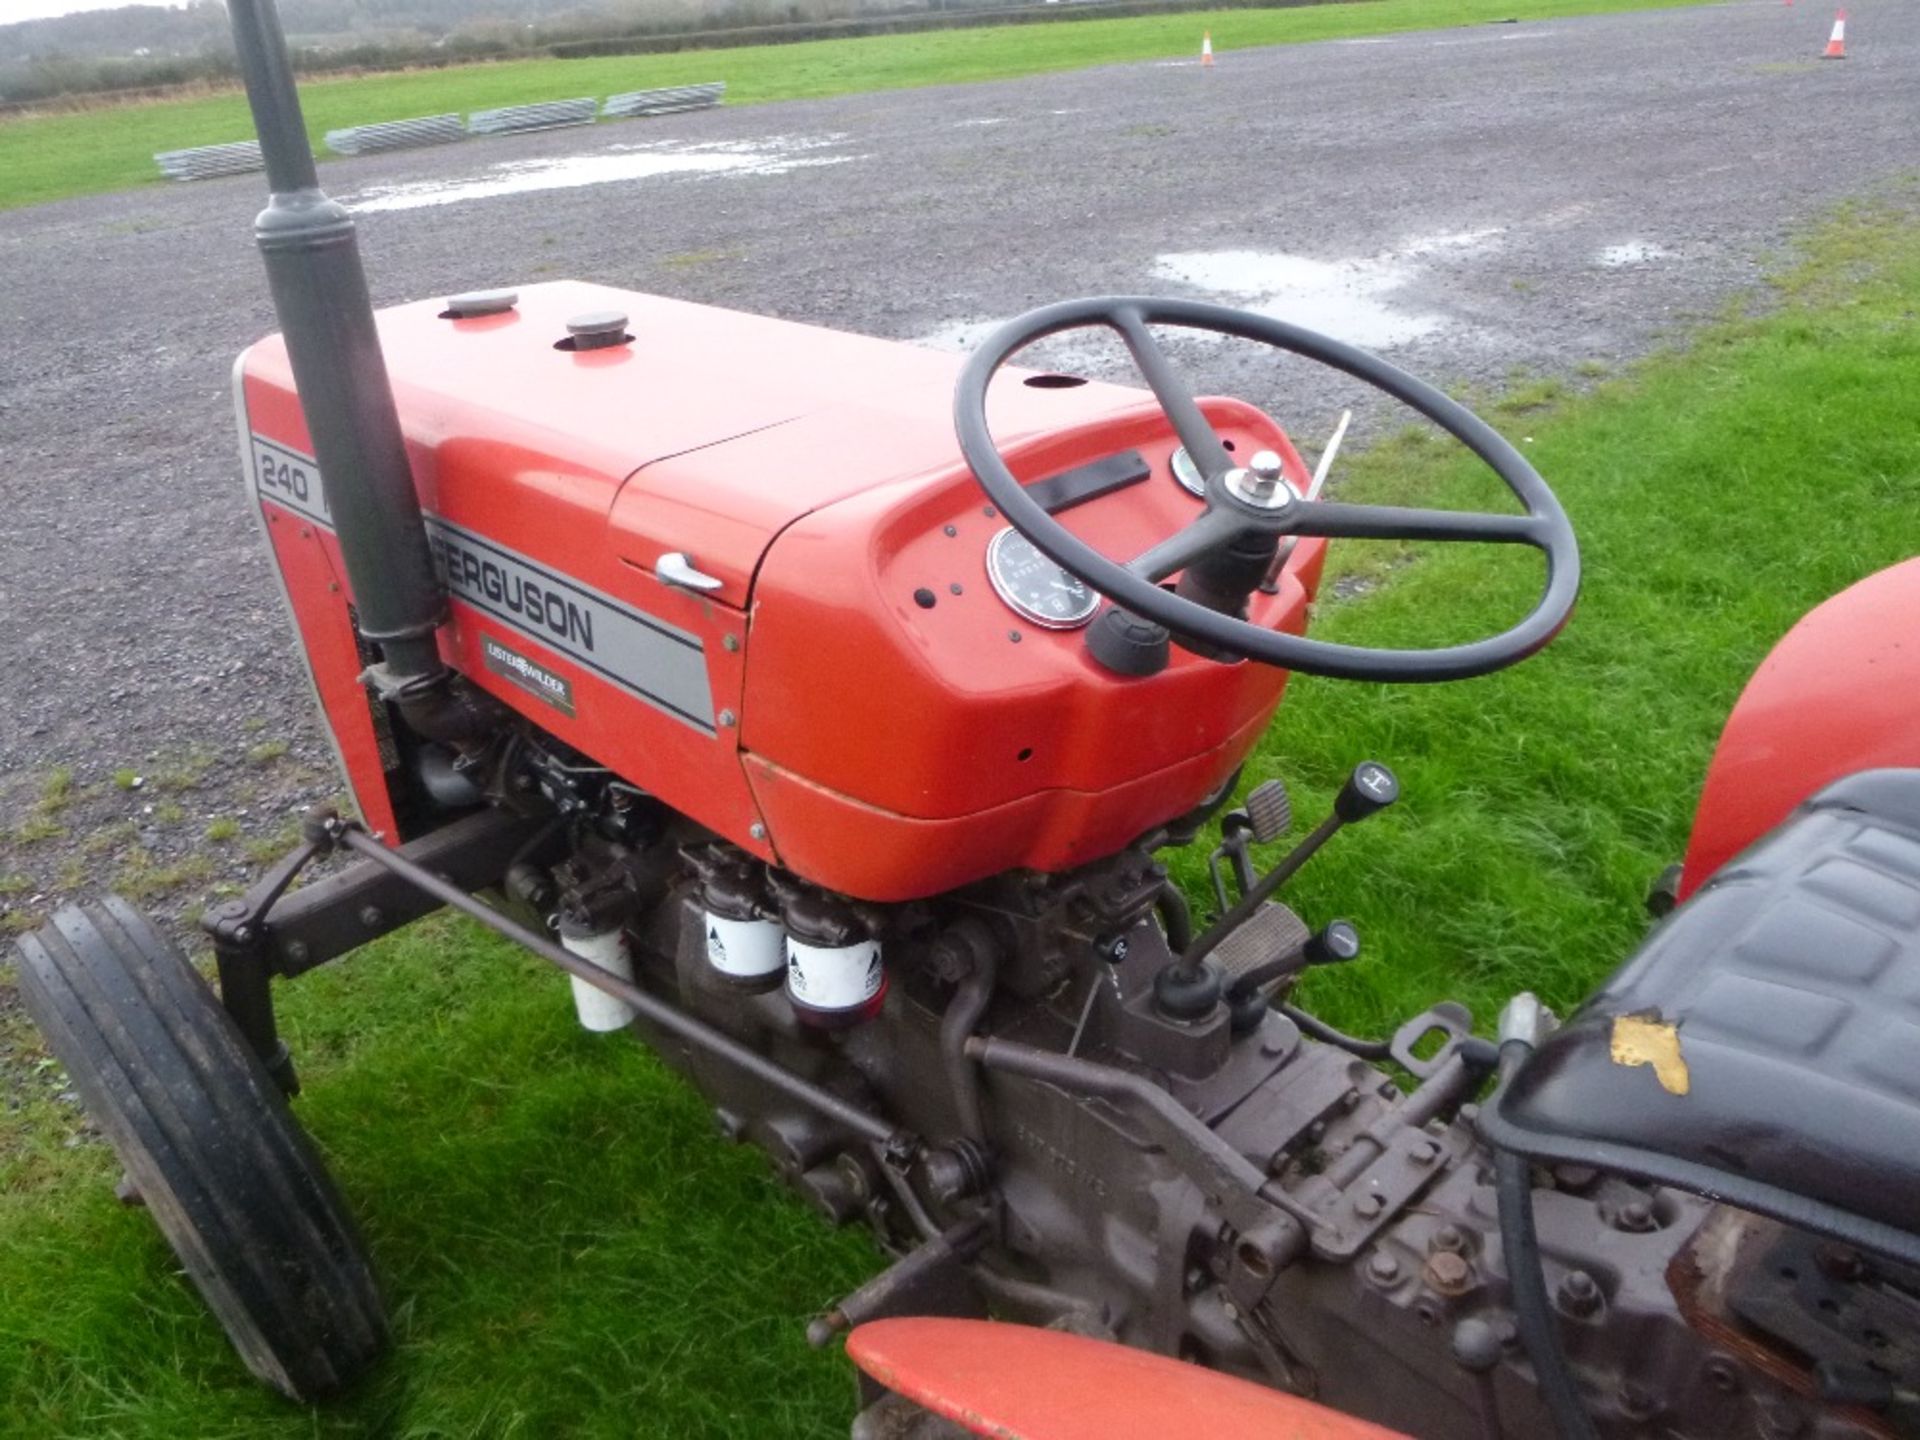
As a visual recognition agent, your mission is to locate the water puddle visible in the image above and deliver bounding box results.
[915,229,1500,366]
[1152,229,1502,349]
[1596,240,1669,268]
[912,317,1120,375]
[348,134,859,213]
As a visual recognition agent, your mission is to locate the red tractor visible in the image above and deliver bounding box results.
[14,2,1920,1435]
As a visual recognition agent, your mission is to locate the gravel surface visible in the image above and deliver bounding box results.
[1,0,1916,942]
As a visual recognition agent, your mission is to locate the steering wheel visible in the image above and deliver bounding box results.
[953,298,1580,682]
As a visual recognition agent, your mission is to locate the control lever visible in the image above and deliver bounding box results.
[1260,409,1352,593]
[1208,777,1292,910]
[1157,762,1399,1020]
[1225,919,1361,1035]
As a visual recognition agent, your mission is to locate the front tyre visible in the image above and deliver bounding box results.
[13,896,387,1400]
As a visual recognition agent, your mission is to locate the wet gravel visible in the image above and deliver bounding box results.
[1,0,1916,941]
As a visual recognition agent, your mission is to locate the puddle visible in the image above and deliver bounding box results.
[916,229,1500,365]
[1429,30,1555,45]
[348,135,859,213]
[911,317,1125,376]
[1596,241,1669,268]
[1152,229,1502,349]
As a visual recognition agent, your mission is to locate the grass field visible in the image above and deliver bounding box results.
[0,0,1726,212]
[2,194,1917,1434]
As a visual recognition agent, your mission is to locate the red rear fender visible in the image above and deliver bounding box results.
[1681,557,1920,898]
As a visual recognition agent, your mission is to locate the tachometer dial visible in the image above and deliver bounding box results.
[985,528,1100,629]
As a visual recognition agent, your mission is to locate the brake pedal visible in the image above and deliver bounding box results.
[1209,901,1310,985]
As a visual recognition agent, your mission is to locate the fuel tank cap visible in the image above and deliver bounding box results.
[440,288,519,319]
[565,310,632,350]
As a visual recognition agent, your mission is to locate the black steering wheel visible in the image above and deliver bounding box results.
[953,297,1580,682]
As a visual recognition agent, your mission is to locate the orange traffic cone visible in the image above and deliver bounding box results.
[1201,31,1215,67]
[1822,9,1847,57]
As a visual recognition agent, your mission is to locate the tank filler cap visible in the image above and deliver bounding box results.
[565,310,632,350]
[440,288,519,319]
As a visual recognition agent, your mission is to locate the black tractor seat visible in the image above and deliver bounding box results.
[1484,769,1920,1268]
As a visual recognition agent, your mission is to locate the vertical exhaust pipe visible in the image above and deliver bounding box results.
[227,0,445,688]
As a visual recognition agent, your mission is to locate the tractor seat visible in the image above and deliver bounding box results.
[1485,770,1920,1268]
[847,1317,1407,1438]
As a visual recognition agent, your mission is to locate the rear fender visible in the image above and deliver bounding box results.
[1680,557,1920,899]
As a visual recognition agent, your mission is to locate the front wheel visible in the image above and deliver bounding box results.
[13,896,388,1400]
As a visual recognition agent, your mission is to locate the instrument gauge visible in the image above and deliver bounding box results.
[1170,445,1208,498]
[985,528,1100,630]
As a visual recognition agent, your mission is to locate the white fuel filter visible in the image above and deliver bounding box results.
[785,936,886,1027]
[559,920,637,1033]
[705,910,786,984]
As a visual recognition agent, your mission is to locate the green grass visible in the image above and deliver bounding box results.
[2,195,1917,1435]
[0,918,879,1439]
[0,0,1720,212]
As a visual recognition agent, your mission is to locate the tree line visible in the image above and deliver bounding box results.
[0,0,957,105]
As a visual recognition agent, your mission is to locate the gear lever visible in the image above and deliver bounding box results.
[1155,762,1399,1020]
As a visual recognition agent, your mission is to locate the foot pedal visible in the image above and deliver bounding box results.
[1209,902,1310,985]
[1242,778,1292,843]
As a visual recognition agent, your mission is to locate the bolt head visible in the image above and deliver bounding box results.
[1557,1268,1602,1317]
[1367,1250,1401,1284]
[1705,1357,1742,1395]
[1617,1197,1656,1230]
[1424,1251,1473,1296]
[1356,1192,1385,1218]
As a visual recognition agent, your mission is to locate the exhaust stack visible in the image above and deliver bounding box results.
[227,0,445,688]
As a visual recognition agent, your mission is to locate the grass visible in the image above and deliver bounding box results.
[0,0,1722,212]
[1,196,1917,1434]
[0,920,879,1439]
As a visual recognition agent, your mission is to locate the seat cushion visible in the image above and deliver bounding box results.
[1484,770,1920,1266]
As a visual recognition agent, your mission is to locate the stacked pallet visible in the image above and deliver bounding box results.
[466,98,598,136]
[601,81,726,119]
[153,141,264,181]
[325,114,466,156]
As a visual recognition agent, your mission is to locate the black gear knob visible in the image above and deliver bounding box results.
[1334,761,1399,824]
[1304,919,1361,968]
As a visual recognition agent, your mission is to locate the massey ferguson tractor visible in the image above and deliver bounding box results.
[14,1,1920,1435]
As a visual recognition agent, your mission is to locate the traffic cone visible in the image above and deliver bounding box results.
[1201,31,1215,67]
[1822,9,1846,57]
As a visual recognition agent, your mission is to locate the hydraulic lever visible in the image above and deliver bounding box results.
[1225,919,1361,1035]
[1155,761,1399,1020]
